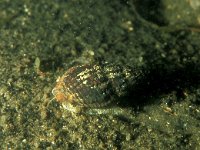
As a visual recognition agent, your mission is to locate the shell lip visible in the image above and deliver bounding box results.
[52,88,76,104]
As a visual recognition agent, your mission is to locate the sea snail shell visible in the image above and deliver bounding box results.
[52,62,143,113]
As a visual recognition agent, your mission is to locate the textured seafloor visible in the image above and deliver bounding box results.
[0,0,200,149]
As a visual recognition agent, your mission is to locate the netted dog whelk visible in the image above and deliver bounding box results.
[52,62,144,114]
